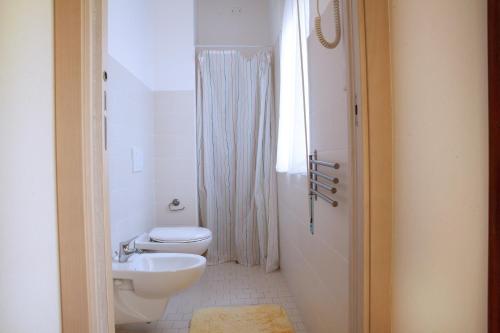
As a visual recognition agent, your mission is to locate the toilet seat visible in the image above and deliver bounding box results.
[149,227,211,243]
[134,227,212,255]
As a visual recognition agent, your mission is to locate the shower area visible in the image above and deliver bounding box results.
[195,0,357,329]
[107,0,358,332]
[196,49,279,272]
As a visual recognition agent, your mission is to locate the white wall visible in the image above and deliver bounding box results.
[197,0,272,45]
[0,1,61,332]
[269,0,285,44]
[109,0,195,91]
[152,0,195,91]
[154,91,198,226]
[391,0,488,332]
[107,56,156,251]
[275,1,351,332]
[108,0,155,89]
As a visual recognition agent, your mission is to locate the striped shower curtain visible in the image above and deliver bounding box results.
[196,50,279,272]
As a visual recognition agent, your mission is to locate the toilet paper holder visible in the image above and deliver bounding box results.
[168,198,185,212]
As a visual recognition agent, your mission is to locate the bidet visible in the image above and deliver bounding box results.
[113,253,206,324]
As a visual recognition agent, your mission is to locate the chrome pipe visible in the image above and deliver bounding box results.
[310,179,337,193]
[310,189,338,207]
[310,170,339,184]
[310,159,340,169]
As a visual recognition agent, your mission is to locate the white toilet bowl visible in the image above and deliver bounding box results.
[135,226,212,255]
[113,253,206,324]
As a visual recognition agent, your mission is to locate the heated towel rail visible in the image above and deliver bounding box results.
[308,150,340,234]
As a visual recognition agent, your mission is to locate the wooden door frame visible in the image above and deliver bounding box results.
[489,0,500,332]
[53,0,392,332]
[54,0,114,332]
[357,0,393,332]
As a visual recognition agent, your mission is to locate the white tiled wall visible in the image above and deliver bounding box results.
[154,91,198,227]
[107,55,156,252]
[107,0,197,243]
[275,0,352,332]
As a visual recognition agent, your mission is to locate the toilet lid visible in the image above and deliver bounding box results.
[149,227,212,243]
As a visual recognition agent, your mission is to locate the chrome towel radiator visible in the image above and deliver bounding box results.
[308,150,340,234]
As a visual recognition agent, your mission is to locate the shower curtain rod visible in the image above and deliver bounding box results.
[195,44,273,48]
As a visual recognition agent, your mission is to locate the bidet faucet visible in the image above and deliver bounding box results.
[118,236,143,263]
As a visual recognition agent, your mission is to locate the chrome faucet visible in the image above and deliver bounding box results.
[118,236,142,263]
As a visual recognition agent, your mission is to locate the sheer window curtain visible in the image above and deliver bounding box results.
[276,0,310,174]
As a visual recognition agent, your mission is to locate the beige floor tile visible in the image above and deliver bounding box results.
[117,262,307,333]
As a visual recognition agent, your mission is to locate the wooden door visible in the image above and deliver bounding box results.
[489,1,500,331]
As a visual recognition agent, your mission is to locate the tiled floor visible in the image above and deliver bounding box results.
[116,262,307,333]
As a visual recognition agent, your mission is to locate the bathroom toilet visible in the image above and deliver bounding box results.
[135,226,212,255]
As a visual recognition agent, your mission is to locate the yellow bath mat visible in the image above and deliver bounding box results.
[189,304,294,333]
